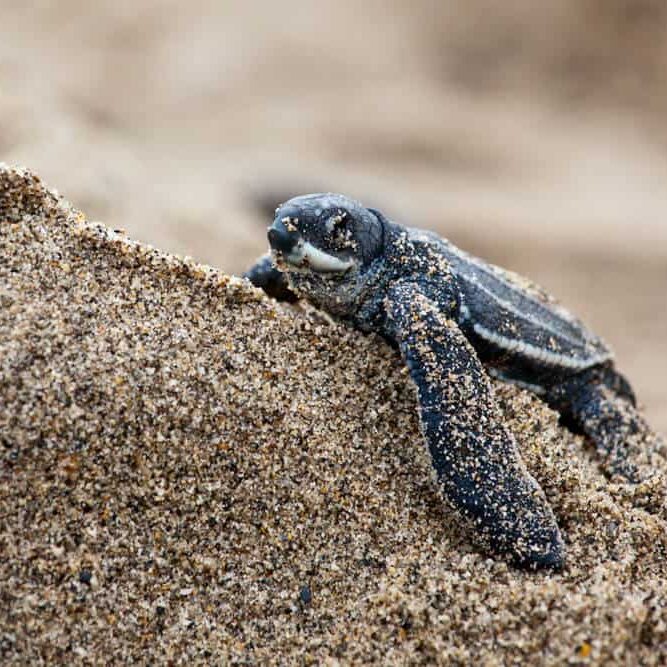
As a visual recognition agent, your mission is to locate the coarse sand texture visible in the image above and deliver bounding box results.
[1,164,667,664]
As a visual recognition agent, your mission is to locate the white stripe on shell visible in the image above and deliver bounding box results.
[473,322,609,370]
[442,239,588,348]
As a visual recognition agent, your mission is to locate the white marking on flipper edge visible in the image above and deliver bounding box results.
[487,367,547,395]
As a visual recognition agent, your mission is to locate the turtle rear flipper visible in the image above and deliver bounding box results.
[546,369,664,482]
[386,281,564,570]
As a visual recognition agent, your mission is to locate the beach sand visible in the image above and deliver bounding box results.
[2,165,667,664]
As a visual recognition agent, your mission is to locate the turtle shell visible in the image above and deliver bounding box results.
[408,228,613,385]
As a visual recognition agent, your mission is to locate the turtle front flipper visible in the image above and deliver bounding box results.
[386,281,564,570]
[243,254,299,302]
[546,368,665,483]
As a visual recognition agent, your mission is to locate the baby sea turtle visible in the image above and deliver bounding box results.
[244,193,661,570]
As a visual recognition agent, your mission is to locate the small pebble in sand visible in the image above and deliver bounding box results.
[299,585,313,605]
[78,570,93,586]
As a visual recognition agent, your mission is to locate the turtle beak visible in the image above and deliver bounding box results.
[268,219,301,257]
[268,218,306,268]
[268,217,356,273]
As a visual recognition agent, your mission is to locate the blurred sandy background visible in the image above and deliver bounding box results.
[1,0,665,429]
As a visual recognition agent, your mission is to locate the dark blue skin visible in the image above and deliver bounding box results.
[245,193,658,570]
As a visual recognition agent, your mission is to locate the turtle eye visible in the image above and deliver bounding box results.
[324,210,349,235]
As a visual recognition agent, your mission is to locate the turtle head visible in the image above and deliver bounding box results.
[267,193,386,314]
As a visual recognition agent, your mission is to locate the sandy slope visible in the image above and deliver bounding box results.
[2,165,667,664]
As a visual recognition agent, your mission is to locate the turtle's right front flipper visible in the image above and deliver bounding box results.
[386,281,564,570]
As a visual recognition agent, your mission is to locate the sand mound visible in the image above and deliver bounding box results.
[2,165,667,664]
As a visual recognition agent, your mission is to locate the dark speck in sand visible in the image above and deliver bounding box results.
[78,569,93,585]
[299,585,313,605]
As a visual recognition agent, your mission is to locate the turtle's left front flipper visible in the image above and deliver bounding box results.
[386,281,564,570]
[243,253,299,302]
